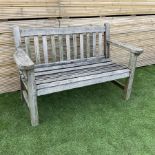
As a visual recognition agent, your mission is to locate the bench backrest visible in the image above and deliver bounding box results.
[13,23,110,64]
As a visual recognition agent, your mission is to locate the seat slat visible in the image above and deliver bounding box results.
[37,71,129,96]
[36,64,128,85]
[35,56,109,72]
[42,36,48,63]
[34,36,40,64]
[37,69,129,90]
[35,61,113,76]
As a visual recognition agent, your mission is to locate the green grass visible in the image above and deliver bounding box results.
[0,65,155,155]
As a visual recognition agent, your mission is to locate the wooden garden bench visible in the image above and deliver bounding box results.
[13,24,143,126]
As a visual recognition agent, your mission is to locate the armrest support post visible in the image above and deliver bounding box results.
[108,39,143,100]
[125,52,138,100]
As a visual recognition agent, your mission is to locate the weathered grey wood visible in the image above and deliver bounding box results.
[21,26,105,37]
[66,35,71,60]
[13,23,144,126]
[20,76,25,102]
[14,48,34,70]
[19,70,28,82]
[34,36,40,64]
[35,57,109,72]
[35,64,128,85]
[98,33,103,56]
[86,33,90,58]
[37,71,129,96]
[27,70,39,126]
[51,36,56,61]
[13,26,21,49]
[42,36,48,63]
[35,61,114,76]
[21,78,28,90]
[104,23,110,58]
[125,53,138,100]
[73,34,77,59]
[37,69,129,89]
[93,33,96,56]
[80,34,84,59]
[25,37,31,57]
[109,40,143,55]
[59,35,64,61]
[109,37,143,100]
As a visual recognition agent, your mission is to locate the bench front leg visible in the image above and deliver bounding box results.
[27,69,39,126]
[125,53,138,100]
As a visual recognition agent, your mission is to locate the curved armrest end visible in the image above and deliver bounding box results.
[14,48,34,70]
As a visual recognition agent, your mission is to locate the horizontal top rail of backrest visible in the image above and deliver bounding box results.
[20,26,105,37]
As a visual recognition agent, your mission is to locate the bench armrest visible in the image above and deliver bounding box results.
[14,48,34,70]
[108,40,143,55]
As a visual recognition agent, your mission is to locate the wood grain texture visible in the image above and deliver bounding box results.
[27,69,39,126]
[34,36,40,64]
[38,71,129,96]
[125,53,138,100]
[42,36,48,63]
[21,26,105,36]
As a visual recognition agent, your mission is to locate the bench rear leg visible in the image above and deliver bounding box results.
[125,53,138,100]
[125,76,134,100]
[27,70,39,126]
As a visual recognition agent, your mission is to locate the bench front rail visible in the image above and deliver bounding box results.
[13,24,143,126]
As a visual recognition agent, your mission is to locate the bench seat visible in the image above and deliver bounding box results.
[34,58,130,96]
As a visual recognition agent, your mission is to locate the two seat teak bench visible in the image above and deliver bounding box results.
[13,23,143,126]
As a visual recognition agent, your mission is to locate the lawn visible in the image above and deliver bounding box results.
[0,65,155,155]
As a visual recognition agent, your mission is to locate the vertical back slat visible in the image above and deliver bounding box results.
[104,23,110,58]
[80,34,84,59]
[42,36,48,63]
[25,37,31,57]
[51,36,56,62]
[13,26,21,49]
[98,33,103,56]
[93,33,96,56]
[66,35,71,60]
[34,36,40,64]
[86,33,90,58]
[73,34,77,59]
[59,35,64,61]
